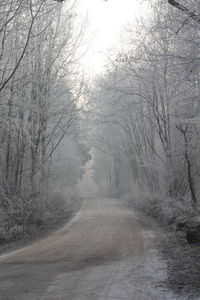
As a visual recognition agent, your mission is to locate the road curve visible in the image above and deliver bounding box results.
[0,197,180,300]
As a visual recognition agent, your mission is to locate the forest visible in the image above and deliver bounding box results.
[91,0,200,229]
[0,1,200,299]
[0,0,200,243]
[0,0,91,243]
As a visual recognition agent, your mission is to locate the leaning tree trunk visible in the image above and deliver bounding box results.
[177,125,198,209]
[168,0,200,23]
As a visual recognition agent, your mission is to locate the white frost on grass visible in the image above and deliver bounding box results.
[43,248,189,300]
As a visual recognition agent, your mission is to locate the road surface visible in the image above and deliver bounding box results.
[0,197,182,300]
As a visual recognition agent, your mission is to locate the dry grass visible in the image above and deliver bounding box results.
[121,191,199,229]
[0,190,81,244]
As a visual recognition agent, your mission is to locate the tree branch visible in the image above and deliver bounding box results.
[168,0,200,23]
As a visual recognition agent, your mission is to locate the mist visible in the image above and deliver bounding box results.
[0,1,200,299]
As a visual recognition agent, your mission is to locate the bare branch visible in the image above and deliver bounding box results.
[168,0,200,23]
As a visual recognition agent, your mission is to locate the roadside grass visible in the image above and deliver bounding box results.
[121,191,200,298]
[121,191,199,230]
[0,190,81,251]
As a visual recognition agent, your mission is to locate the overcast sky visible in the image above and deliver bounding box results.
[77,0,147,78]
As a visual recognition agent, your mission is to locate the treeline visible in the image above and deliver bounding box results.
[91,0,200,225]
[0,0,90,241]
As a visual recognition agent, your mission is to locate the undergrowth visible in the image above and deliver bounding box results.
[121,191,199,229]
[0,190,80,244]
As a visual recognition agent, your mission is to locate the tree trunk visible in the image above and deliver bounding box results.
[168,0,200,23]
[177,125,198,209]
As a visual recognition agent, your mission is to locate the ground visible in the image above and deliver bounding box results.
[0,197,199,300]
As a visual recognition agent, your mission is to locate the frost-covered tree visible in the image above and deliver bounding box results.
[0,0,90,232]
[92,0,200,216]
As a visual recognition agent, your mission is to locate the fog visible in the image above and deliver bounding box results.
[0,0,200,299]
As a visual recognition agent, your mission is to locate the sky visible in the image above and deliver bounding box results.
[77,0,147,78]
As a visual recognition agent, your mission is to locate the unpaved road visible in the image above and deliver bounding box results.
[0,197,186,300]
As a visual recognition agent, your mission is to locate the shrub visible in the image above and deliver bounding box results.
[0,188,80,244]
[121,191,198,229]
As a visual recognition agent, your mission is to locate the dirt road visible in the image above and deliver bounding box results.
[0,197,184,300]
